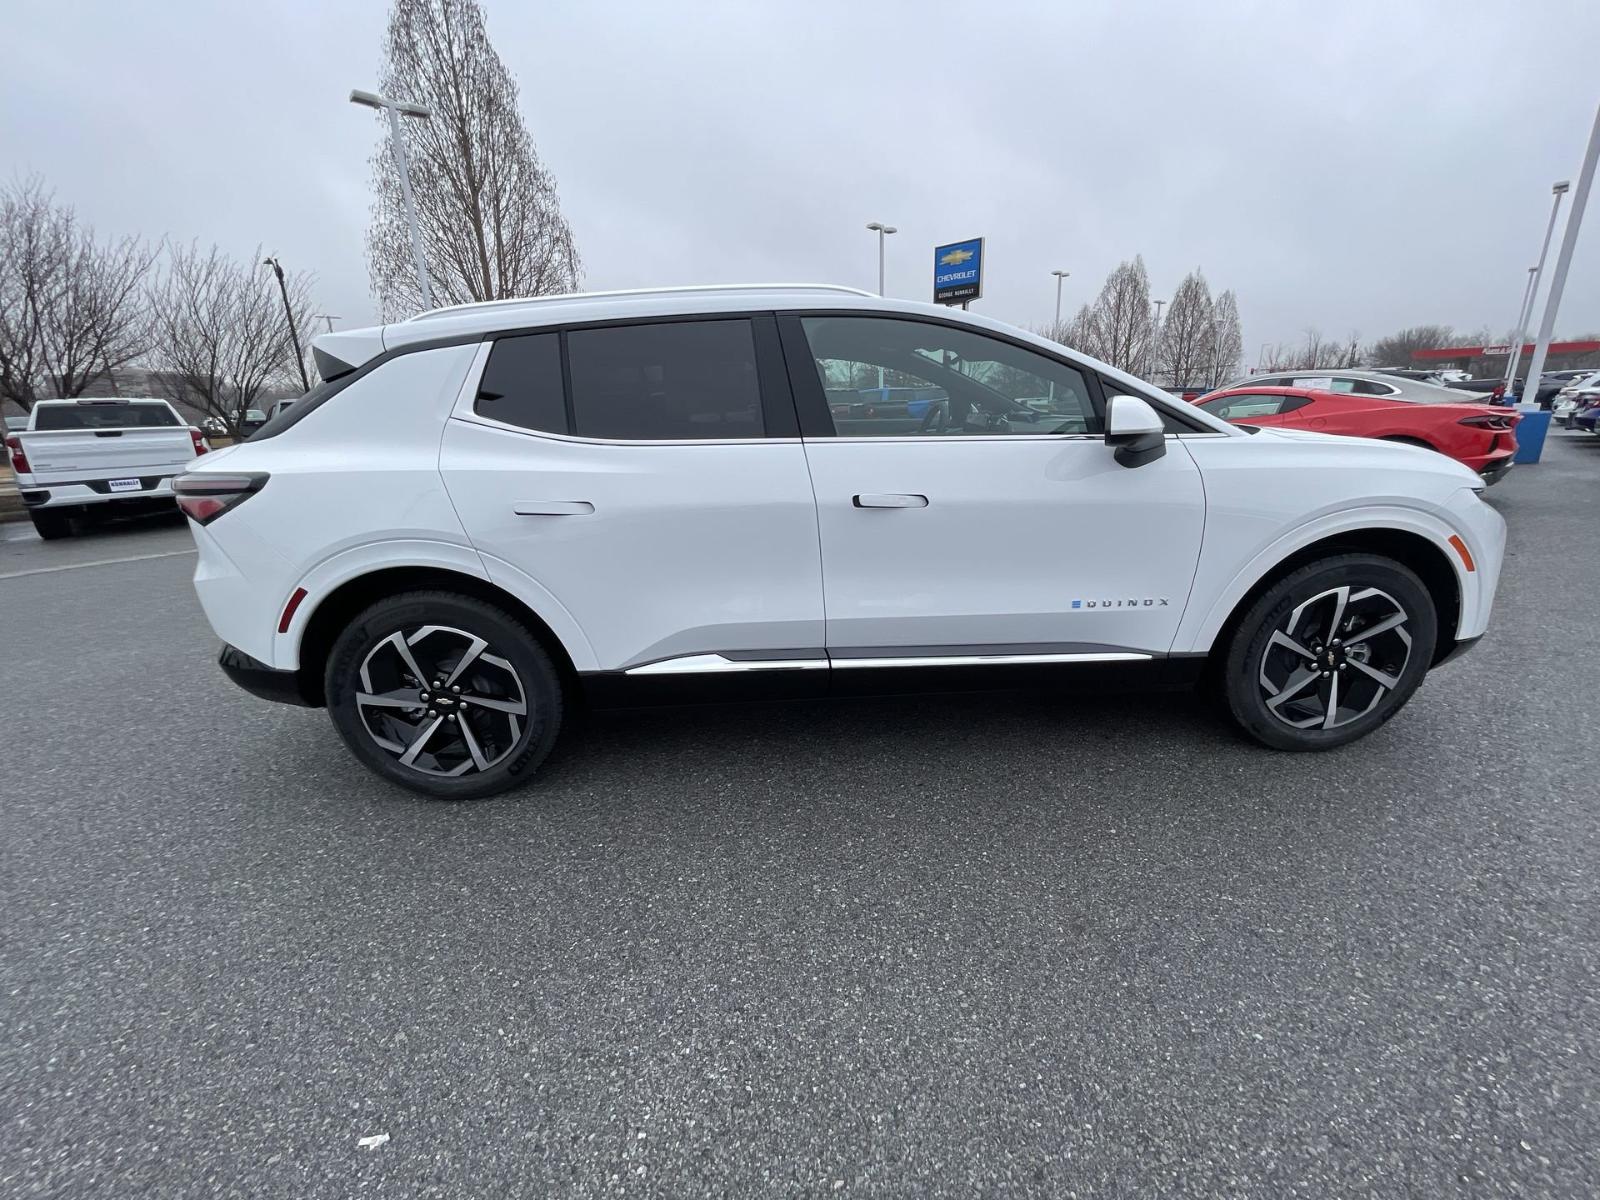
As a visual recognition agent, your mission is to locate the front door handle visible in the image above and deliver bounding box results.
[853,493,929,508]
[513,501,595,516]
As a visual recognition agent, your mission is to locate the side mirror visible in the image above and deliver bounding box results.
[1104,395,1168,468]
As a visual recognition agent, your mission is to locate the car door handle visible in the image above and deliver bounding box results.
[853,493,929,509]
[513,501,595,516]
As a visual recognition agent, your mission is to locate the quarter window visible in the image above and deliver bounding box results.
[475,333,566,433]
[799,316,1099,437]
[566,319,764,440]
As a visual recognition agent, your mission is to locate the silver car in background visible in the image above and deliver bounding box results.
[1206,369,1492,405]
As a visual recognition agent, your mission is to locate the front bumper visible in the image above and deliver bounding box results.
[218,644,314,707]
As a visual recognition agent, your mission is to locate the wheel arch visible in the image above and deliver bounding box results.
[1200,527,1463,668]
[294,565,584,707]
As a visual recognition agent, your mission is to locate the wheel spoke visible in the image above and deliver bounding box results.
[456,714,492,772]
[382,631,430,685]
[1347,658,1400,690]
[459,694,527,715]
[398,715,444,766]
[443,636,489,688]
[1321,672,1340,729]
[1267,629,1317,663]
[1266,666,1319,712]
[356,688,424,711]
[1323,585,1350,645]
[1345,612,1407,645]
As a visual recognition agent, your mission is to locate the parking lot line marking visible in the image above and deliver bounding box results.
[0,548,197,581]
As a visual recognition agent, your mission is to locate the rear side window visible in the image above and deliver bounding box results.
[1200,393,1294,419]
[1347,379,1397,395]
[566,319,764,440]
[475,333,566,433]
[34,402,179,430]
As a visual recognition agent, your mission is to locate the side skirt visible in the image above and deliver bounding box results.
[579,649,1207,710]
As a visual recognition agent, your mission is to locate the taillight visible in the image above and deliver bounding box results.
[189,427,209,456]
[4,434,28,474]
[172,473,268,525]
[1457,414,1513,430]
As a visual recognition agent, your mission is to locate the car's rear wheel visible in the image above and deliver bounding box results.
[1221,554,1437,751]
[29,510,72,540]
[324,591,564,799]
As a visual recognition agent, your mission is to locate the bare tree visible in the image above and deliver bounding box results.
[1084,256,1153,373]
[0,176,155,412]
[148,243,313,434]
[1207,289,1243,387]
[367,0,580,319]
[1156,270,1213,387]
[1365,324,1455,367]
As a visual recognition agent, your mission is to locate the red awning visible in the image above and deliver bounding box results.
[1413,340,1600,361]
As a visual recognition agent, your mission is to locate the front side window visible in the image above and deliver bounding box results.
[566,319,764,440]
[799,316,1099,437]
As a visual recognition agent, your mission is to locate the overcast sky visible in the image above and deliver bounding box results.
[6,0,1599,360]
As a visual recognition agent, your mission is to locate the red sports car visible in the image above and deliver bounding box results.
[1196,386,1519,485]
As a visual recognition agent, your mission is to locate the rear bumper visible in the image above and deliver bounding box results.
[20,475,178,509]
[1476,454,1515,486]
[218,644,315,707]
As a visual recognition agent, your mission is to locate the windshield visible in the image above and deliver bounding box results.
[33,402,179,430]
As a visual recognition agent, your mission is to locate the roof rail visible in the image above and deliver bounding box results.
[407,283,875,322]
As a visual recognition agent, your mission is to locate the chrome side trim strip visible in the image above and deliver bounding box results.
[625,650,1152,675]
[830,651,1152,669]
[626,654,830,676]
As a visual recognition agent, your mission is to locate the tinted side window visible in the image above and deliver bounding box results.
[799,316,1099,437]
[566,320,763,440]
[1348,379,1396,395]
[475,333,567,434]
[1200,393,1288,419]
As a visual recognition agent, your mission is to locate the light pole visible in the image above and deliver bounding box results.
[1521,101,1600,419]
[1504,181,1570,396]
[1051,269,1070,330]
[1150,299,1166,379]
[262,256,310,393]
[865,222,897,296]
[351,88,434,311]
[314,313,340,333]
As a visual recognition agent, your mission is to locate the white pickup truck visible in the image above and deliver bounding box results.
[4,399,210,539]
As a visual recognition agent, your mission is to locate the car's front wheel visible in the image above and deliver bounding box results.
[1221,554,1437,751]
[324,591,564,799]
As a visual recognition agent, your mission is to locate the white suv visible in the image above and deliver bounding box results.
[176,285,1505,798]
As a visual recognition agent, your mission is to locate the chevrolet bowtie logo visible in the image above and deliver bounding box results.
[939,248,975,266]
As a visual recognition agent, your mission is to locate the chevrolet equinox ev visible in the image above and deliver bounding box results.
[175,285,1506,799]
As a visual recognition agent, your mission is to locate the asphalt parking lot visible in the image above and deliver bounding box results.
[4,434,1599,1198]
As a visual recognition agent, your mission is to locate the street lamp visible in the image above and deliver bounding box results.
[351,88,434,311]
[1050,269,1070,329]
[262,256,310,393]
[865,222,897,296]
[1503,180,1570,396]
[1150,299,1166,379]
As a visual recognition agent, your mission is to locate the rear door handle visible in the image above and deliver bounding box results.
[853,493,928,509]
[513,501,595,516]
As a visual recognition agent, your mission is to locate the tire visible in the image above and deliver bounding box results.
[29,509,72,540]
[1221,554,1437,751]
[1381,436,1437,453]
[324,590,564,799]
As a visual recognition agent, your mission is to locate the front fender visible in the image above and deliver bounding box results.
[1174,502,1479,655]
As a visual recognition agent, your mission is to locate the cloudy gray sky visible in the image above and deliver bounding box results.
[6,0,1599,359]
